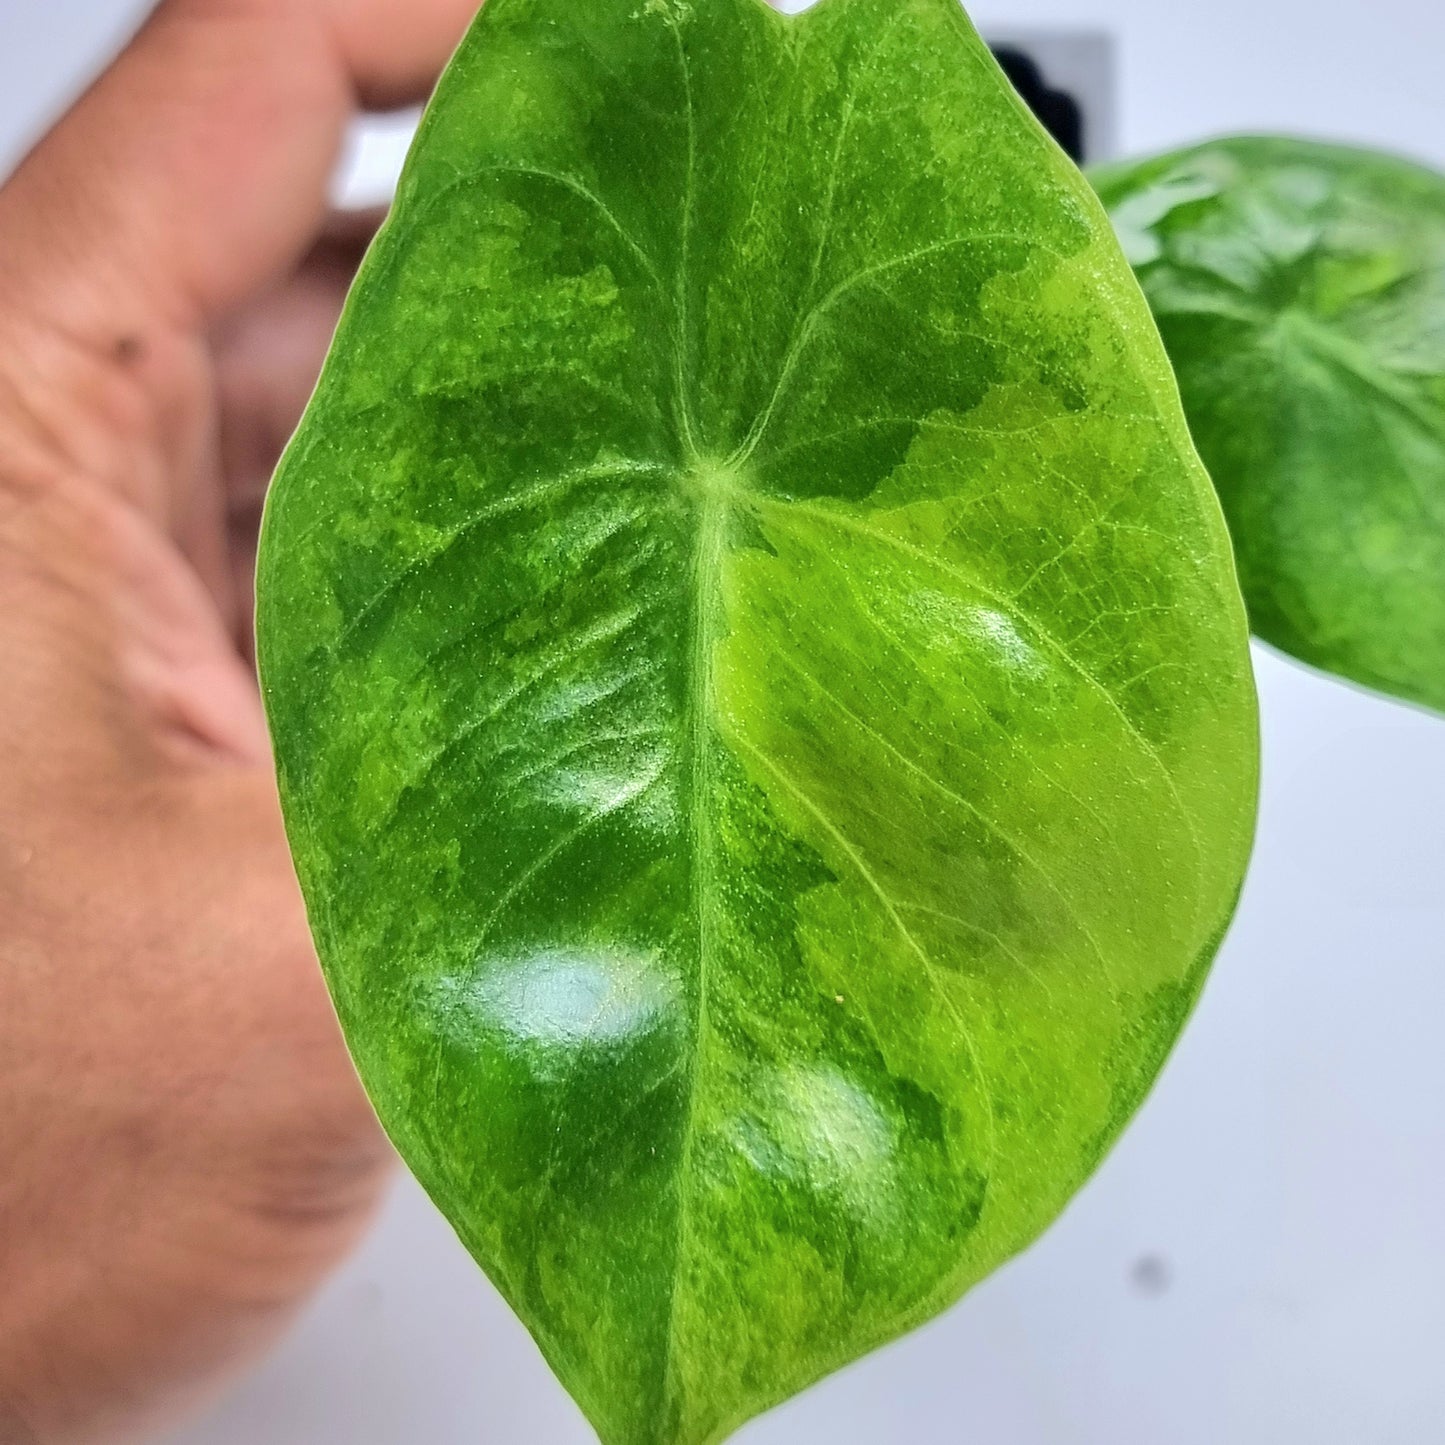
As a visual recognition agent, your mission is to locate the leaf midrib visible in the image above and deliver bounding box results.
[658,472,731,1428]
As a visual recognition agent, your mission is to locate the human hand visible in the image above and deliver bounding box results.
[0,2,476,1440]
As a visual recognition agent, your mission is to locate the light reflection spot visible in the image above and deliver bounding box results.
[430,946,679,1058]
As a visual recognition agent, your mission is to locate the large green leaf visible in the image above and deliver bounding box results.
[256,0,1257,1439]
[1094,136,1445,715]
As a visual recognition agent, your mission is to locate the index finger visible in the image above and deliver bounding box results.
[0,0,478,343]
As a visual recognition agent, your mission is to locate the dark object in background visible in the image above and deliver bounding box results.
[992,45,1086,162]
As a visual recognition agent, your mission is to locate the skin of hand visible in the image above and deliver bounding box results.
[0,1,478,1440]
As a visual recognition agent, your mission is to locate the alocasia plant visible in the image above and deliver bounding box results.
[1094,137,1445,715]
[255,0,1258,1439]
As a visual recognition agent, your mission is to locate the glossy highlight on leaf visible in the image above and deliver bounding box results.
[255,0,1259,1440]
[1094,136,1445,715]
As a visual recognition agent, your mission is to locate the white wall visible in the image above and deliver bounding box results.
[3,3,1443,1443]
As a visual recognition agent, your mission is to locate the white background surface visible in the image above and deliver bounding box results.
[3,3,1443,1443]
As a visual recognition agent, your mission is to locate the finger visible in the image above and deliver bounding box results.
[0,465,269,781]
[0,0,476,334]
[212,207,387,655]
